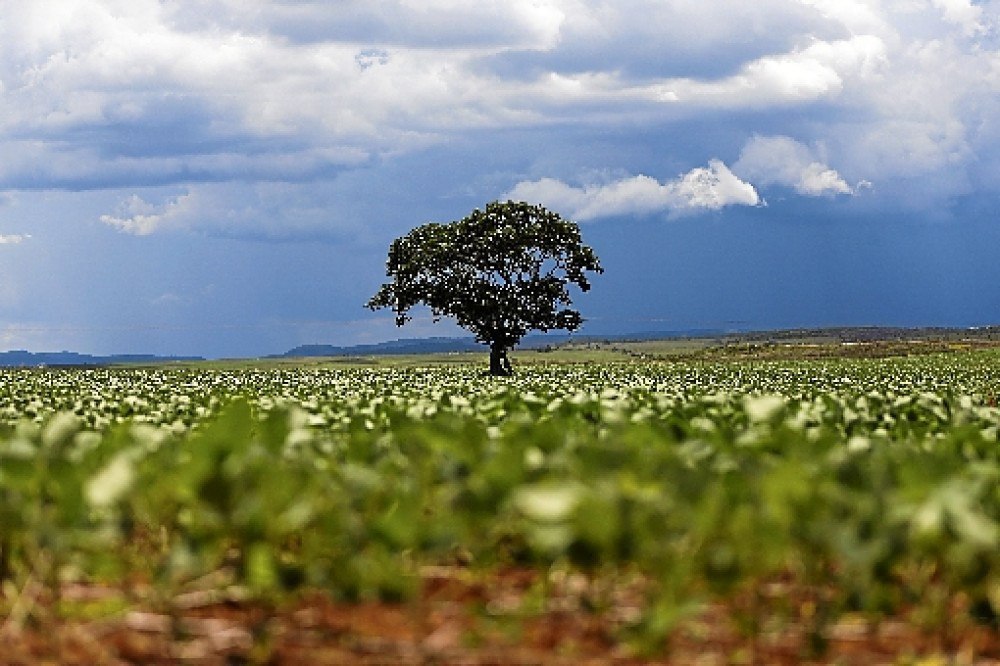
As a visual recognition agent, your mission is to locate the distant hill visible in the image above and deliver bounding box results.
[0,350,203,367]
[720,325,1000,344]
[277,330,727,358]
[278,325,1000,359]
[278,337,482,358]
[3,325,996,366]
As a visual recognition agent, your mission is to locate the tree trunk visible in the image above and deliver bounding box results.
[489,342,513,376]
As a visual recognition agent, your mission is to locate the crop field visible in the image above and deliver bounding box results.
[3,350,1000,663]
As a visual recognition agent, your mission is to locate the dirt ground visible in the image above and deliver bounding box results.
[3,566,999,665]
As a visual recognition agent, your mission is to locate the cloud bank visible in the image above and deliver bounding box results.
[507,133,867,222]
[507,161,761,221]
[0,0,995,236]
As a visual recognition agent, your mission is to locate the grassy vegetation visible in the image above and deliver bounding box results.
[177,330,1000,371]
[2,344,1000,663]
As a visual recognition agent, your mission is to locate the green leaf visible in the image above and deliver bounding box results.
[247,543,278,591]
[85,452,135,508]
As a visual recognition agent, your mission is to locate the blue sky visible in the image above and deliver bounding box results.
[1,0,999,357]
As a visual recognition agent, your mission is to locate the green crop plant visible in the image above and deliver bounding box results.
[0,351,998,659]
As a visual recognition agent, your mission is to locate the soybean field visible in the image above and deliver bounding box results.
[3,350,1000,663]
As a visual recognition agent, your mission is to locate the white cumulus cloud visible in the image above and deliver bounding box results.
[100,192,196,235]
[734,135,857,196]
[649,35,888,108]
[506,160,761,221]
[931,0,985,35]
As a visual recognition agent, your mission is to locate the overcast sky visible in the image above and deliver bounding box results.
[1,0,999,357]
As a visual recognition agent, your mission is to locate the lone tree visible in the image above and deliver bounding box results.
[367,200,603,376]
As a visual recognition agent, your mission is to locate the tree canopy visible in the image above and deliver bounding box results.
[367,200,603,375]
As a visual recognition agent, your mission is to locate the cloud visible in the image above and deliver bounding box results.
[649,35,888,107]
[183,0,567,49]
[931,0,985,35]
[98,182,375,240]
[100,193,196,235]
[474,0,833,80]
[0,0,998,225]
[734,135,857,196]
[0,1,890,182]
[0,234,30,244]
[506,160,761,221]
